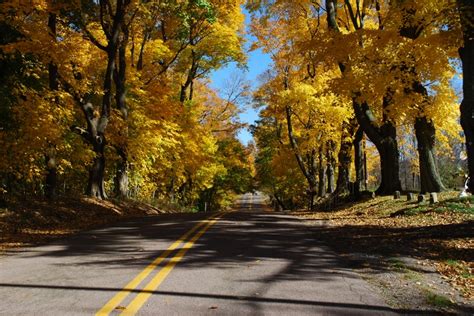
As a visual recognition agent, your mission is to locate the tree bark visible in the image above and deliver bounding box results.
[326,144,335,194]
[335,119,357,194]
[82,0,128,199]
[415,117,445,193]
[353,127,364,198]
[396,2,445,194]
[113,27,129,198]
[45,154,57,199]
[318,148,326,197]
[45,12,58,199]
[114,148,129,198]
[180,50,198,103]
[353,99,402,195]
[458,0,474,192]
[87,140,107,198]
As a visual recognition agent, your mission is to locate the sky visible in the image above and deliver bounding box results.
[209,9,272,146]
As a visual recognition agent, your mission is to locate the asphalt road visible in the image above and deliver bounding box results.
[1,193,399,315]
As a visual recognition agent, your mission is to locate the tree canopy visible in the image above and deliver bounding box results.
[0,0,471,212]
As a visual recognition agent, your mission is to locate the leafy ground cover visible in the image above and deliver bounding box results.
[294,191,473,313]
[0,196,166,252]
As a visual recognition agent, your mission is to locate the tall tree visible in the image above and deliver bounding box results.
[45,10,59,199]
[325,0,402,195]
[396,0,445,193]
[458,0,474,192]
[70,0,131,199]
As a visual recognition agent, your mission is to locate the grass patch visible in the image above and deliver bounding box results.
[388,258,423,281]
[434,195,474,215]
[445,259,459,267]
[403,206,427,216]
[425,291,453,308]
[405,270,423,282]
[388,258,406,271]
[444,202,474,214]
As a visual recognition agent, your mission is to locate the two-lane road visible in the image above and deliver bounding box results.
[1,193,396,315]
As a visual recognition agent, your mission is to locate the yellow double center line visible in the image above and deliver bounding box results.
[96,211,229,316]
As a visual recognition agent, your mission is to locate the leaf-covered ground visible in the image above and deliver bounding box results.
[293,191,473,313]
[0,197,167,252]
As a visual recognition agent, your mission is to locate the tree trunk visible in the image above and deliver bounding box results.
[113,29,129,198]
[326,0,401,195]
[114,148,129,198]
[377,135,401,195]
[180,50,198,103]
[411,81,445,193]
[45,155,57,199]
[415,117,445,193]
[458,0,474,192]
[396,3,445,194]
[335,120,356,194]
[318,149,326,197]
[326,143,336,194]
[87,142,107,199]
[326,162,335,194]
[353,99,402,195]
[285,105,317,209]
[45,12,58,199]
[137,34,147,71]
[363,143,368,190]
[85,0,126,198]
[353,128,364,198]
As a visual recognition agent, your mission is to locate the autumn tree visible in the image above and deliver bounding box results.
[458,0,474,192]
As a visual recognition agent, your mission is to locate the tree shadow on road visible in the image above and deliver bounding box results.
[3,206,473,314]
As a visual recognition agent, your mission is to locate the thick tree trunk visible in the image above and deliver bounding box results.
[353,128,364,198]
[458,0,474,192]
[326,162,335,194]
[408,81,445,193]
[85,0,127,199]
[415,117,445,193]
[114,148,129,198]
[113,30,129,198]
[87,142,107,199]
[326,0,401,195]
[396,4,445,194]
[353,99,402,195]
[65,0,130,199]
[378,135,401,195]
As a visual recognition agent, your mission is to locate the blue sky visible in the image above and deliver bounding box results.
[209,9,272,145]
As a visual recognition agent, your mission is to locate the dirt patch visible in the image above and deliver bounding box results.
[294,191,474,314]
[0,196,171,252]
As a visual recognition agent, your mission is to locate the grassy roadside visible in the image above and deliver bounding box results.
[0,196,175,252]
[292,191,473,311]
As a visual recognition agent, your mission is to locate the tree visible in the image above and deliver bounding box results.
[458,0,474,192]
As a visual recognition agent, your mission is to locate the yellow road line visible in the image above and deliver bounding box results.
[120,212,227,315]
[96,211,225,316]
